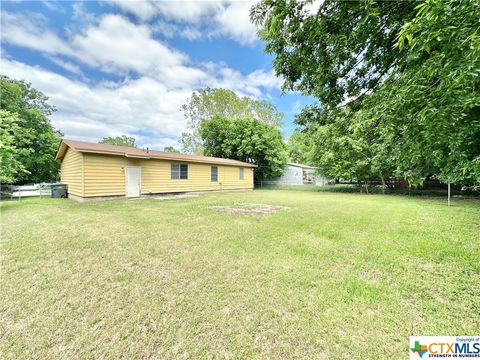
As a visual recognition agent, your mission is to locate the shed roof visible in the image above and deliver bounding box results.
[287,162,316,169]
[56,139,257,167]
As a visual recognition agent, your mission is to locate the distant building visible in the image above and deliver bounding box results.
[264,163,333,186]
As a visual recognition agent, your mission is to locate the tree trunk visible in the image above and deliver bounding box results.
[365,181,369,194]
[380,173,386,195]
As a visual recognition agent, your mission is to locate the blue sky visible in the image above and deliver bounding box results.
[1,0,314,150]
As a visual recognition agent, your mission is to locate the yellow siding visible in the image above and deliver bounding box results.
[82,153,253,197]
[60,148,84,196]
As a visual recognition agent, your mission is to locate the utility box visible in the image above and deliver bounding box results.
[51,184,67,198]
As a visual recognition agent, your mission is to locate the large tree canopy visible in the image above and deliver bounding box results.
[253,0,480,186]
[163,146,180,153]
[99,135,137,148]
[200,116,287,180]
[385,0,480,184]
[0,75,61,184]
[251,0,417,108]
[180,88,283,154]
[297,105,396,191]
[287,129,314,166]
[0,110,27,183]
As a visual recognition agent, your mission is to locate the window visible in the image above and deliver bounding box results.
[171,164,188,179]
[239,168,244,180]
[211,166,218,182]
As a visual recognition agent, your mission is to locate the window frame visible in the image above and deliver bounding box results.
[211,166,218,182]
[239,168,244,180]
[171,163,188,180]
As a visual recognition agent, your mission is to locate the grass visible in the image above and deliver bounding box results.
[1,190,479,359]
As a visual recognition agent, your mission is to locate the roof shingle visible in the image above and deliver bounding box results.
[56,139,256,167]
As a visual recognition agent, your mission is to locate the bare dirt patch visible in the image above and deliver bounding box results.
[208,202,287,216]
[357,268,381,285]
[146,193,200,200]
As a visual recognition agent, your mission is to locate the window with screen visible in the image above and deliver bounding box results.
[171,164,188,179]
[211,166,218,182]
[239,168,244,180]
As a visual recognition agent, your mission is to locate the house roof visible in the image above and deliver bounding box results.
[287,162,316,169]
[56,139,257,167]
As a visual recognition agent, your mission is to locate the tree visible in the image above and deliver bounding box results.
[99,135,136,147]
[0,110,27,183]
[251,0,417,109]
[163,146,180,153]
[287,129,314,165]
[297,105,396,192]
[0,75,62,184]
[253,0,480,186]
[384,0,480,185]
[180,88,283,154]
[200,116,287,180]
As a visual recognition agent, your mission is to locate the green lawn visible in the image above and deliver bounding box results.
[1,191,479,359]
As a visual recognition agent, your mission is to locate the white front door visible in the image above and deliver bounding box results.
[125,167,141,198]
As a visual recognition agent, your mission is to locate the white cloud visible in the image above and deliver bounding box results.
[71,2,97,29]
[292,100,302,113]
[0,59,281,149]
[208,67,282,98]
[70,14,186,75]
[41,1,66,14]
[1,10,277,90]
[180,26,202,40]
[106,0,158,21]
[1,11,202,84]
[0,8,282,148]
[213,2,257,45]
[107,0,222,22]
[153,21,203,40]
[108,0,259,45]
[0,11,73,56]
[1,58,189,148]
[46,56,84,76]
[153,1,222,23]
[152,20,179,38]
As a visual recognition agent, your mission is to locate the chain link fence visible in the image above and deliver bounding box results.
[0,183,67,200]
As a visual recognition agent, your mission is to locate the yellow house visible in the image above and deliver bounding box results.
[55,139,255,201]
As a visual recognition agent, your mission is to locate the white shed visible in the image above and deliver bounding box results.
[265,163,333,186]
